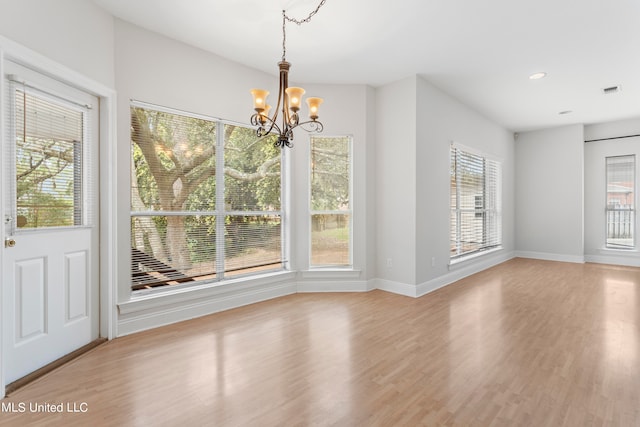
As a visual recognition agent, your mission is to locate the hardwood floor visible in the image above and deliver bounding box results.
[1,258,639,426]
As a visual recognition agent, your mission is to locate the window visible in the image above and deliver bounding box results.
[13,87,90,229]
[450,144,501,260]
[605,155,635,249]
[130,103,282,291]
[310,136,352,267]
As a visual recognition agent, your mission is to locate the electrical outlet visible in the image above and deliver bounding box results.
[386,258,392,269]
[431,257,436,267]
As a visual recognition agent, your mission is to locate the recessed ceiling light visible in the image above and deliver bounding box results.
[558,110,573,115]
[529,72,547,80]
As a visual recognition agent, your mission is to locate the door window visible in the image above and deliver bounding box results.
[12,87,88,230]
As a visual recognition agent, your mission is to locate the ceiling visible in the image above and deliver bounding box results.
[91,0,640,132]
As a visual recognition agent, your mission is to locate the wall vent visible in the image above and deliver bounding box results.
[603,85,621,95]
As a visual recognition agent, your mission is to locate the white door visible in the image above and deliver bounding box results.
[2,61,99,384]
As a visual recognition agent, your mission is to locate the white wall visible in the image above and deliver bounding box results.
[515,125,585,262]
[585,117,640,141]
[291,83,375,279]
[375,76,417,288]
[374,75,514,296]
[0,0,114,88]
[416,76,515,289]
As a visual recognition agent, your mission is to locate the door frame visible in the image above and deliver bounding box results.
[0,35,118,399]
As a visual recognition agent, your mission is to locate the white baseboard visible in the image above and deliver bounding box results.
[118,280,296,336]
[585,253,640,267]
[374,278,418,297]
[417,250,515,297]
[297,280,372,293]
[514,251,585,264]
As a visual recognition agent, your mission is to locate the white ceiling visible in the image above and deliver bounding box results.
[91,0,640,132]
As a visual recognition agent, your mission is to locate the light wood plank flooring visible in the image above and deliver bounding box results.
[1,258,639,426]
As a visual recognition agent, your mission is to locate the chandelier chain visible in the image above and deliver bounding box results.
[281,0,327,61]
[284,0,327,25]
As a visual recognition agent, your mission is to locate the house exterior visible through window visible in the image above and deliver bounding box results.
[605,155,635,249]
[130,103,282,291]
[310,135,352,267]
[450,144,502,261]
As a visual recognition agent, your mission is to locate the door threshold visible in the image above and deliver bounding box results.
[4,338,107,396]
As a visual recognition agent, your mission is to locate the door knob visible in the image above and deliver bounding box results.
[4,238,16,248]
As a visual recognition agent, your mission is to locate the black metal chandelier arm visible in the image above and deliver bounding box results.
[296,120,324,133]
[250,113,281,137]
[289,111,299,127]
[276,129,295,148]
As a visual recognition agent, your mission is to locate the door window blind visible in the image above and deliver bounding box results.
[9,83,91,230]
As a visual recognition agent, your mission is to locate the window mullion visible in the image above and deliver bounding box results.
[215,120,225,280]
[455,149,462,256]
[482,158,487,247]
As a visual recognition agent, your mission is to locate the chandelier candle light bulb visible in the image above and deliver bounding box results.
[285,87,305,112]
[249,1,327,148]
[306,97,323,120]
[251,89,269,111]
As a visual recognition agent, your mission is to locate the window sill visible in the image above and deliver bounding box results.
[597,247,638,254]
[449,247,503,270]
[119,270,296,315]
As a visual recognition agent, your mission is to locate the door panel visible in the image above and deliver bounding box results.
[15,257,46,342]
[65,250,88,322]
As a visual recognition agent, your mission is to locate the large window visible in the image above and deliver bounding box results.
[606,155,635,249]
[130,103,282,291]
[310,136,352,267]
[450,144,502,260]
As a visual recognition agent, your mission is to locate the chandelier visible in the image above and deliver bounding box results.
[250,0,327,148]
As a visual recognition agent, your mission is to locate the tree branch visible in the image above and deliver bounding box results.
[224,155,280,181]
[131,109,177,204]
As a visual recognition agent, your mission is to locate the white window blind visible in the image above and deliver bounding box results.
[450,144,502,260]
[10,84,92,230]
[130,103,282,291]
[605,155,635,249]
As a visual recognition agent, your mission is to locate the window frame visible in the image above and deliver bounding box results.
[308,134,353,268]
[449,142,502,263]
[129,101,285,292]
